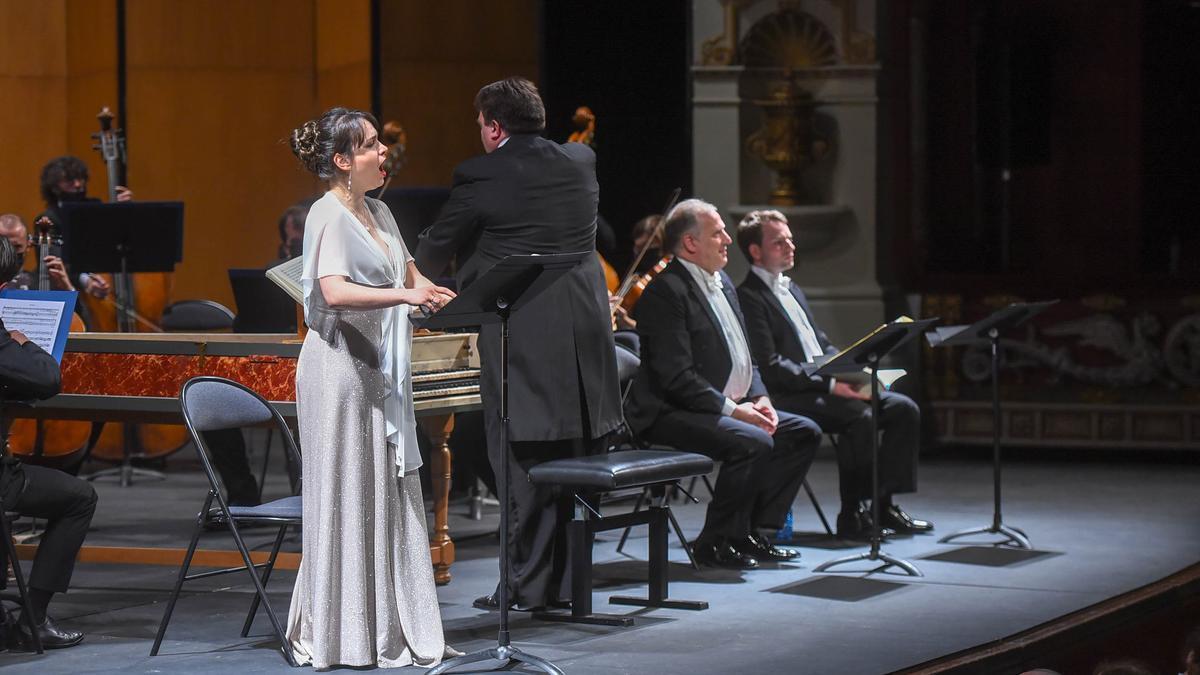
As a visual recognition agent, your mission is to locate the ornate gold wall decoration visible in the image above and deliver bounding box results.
[744,74,830,205]
[740,6,839,69]
[701,0,755,66]
[740,8,838,205]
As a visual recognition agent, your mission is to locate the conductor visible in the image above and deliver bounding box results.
[416,77,622,611]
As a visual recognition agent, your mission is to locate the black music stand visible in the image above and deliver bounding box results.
[61,201,184,331]
[416,252,587,675]
[61,201,184,486]
[809,317,939,578]
[926,300,1057,550]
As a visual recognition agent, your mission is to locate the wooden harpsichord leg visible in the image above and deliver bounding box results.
[419,413,456,584]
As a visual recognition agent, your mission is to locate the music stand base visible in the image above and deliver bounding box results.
[813,550,923,577]
[426,645,565,675]
[939,523,1031,549]
[82,463,166,487]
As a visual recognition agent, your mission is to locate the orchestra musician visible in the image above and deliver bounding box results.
[0,213,74,292]
[734,210,933,540]
[0,237,97,651]
[35,155,126,301]
[624,199,820,569]
[416,77,623,611]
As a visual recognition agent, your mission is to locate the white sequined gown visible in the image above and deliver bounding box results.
[286,193,449,669]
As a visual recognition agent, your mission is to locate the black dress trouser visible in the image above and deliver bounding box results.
[774,390,920,508]
[641,408,820,541]
[483,410,601,609]
[1,463,97,594]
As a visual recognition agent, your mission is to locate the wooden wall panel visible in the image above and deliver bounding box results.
[2,0,533,310]
[64,0,118,177]
[316,0,371,112]
[0,0,68,224]
[124,0,322,309]
[377,1,539,187]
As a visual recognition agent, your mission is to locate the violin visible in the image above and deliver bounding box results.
[609,188,681,323]
[618,254,671,315]
[84,107,187,464]
[4,219,93,465]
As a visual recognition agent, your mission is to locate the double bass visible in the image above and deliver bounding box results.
[4,218,92,466]
[83,107,188,467]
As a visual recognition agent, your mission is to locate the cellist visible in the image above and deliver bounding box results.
[0,213,74,292]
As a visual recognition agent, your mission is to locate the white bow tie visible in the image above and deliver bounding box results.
[705,272,723,293]
[772,273,791,294]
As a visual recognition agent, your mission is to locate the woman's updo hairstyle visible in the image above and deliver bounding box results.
[290,107,380,181]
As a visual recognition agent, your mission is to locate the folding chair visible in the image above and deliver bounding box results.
[0,405,42,654]
[150,376,302,666]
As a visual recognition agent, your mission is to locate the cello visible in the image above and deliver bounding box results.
[4,218,93,467]
[83,107,188,472]
[560,106,620,295]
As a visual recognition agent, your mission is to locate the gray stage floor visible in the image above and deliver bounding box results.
[3,446,1199,674]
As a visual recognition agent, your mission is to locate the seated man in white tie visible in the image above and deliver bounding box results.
[734,210,933,540]
[624,200,821,569]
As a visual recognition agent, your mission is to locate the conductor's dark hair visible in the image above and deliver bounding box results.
[662,199,718,255]
[290,107,380,181]
[0,237,22,286]
[40,155,89,205]
[474,77,546,134]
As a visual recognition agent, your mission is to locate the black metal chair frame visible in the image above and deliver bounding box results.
[1,510,43,655]
[0,406,43,654]
[149,376,302,667]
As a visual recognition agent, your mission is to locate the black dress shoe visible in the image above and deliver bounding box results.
[836,507,896,541]
[880,504,934,533]
[692,537,759,570]
[735,534,801,562]
[15,614,84,650]
[472,594,509,611]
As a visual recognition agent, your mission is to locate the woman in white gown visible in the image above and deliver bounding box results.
[285,107,457,669]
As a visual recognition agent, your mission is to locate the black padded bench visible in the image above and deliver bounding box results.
[528,448,713,626]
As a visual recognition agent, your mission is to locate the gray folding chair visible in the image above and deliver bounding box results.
[150,376,302,667]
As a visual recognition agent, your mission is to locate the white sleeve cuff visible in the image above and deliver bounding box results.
[721,397,737,417]
[828,377,836,394]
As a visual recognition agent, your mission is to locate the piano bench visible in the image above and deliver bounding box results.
[527,449,713,626]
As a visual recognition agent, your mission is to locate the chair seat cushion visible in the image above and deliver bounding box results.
[528,450,713,490]
[228,495,302,521]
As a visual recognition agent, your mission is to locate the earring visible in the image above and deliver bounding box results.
[347,170,352,192]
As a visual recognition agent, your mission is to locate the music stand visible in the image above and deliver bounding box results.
[416,252,587,675]
[809,317,939,578]
[61,201,184,331]
[228,268,296,333]
[60,201,184,486]
[926,300,1057,550]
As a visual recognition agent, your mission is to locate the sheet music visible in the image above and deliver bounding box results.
[0,297,66,355]
[266,255,304,304]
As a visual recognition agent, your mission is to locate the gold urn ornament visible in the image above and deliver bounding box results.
[744,72,829,206]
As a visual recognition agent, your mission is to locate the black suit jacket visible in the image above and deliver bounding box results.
[625,259,767,435]
[415,134,621,442]
[1,316,62,503]
[736,270,839,397]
